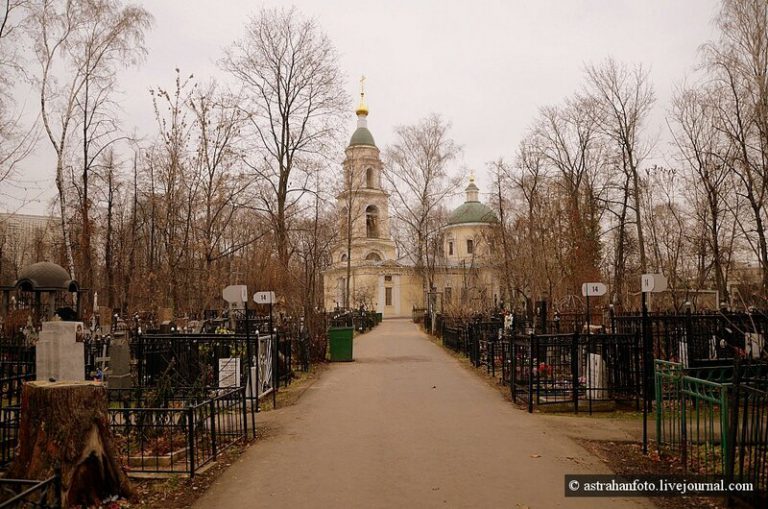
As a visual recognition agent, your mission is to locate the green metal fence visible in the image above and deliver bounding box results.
[655,360,683,453]
[655,360,768,506]
[656,360,730,475]
[680,375,729,476]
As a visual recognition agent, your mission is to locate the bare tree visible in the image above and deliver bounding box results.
[75,0,151,298]
[488,159,517,309]
[0,0,35,195]
[703,0,768,294]
[383,114,461,290]
[334,152,369,309]
[28,0,151,281]
[148,70,199,310]
[532,98,604,294]
[670,85,735,301]
[188,81,261,307]
[222,6,347,270]
[585,58,655,278]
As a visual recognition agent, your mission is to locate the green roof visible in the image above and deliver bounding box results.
[447,202,498,225]
[349,127,376,147]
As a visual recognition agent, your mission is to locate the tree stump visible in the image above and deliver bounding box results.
[8,381,135,507]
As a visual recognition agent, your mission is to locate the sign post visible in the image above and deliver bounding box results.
[640,273,667,455]
[223,285,257,431]
[581,283,607,335]
[581,282,607,415]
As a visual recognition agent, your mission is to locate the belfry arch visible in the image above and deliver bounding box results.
[366,205,379,238]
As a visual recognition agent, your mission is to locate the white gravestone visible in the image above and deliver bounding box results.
[709,335,718,360]
[218,357,241,388]
[36,321,86,382]
[587,353,608,400]
[678,336,689,368]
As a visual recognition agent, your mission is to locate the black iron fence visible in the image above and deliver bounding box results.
[0,344,34,469]
[133,331,305,394]
[654,359,768,507]
[0,310,327,477]
[507,332,642,413]
[133,333,256,388]
[326,310,379,332]
[0,471,61,508]
[611,310,768,365]
[108,386,247,478]
[435,318,643,414]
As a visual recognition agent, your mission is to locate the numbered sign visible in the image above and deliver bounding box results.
[581,282,607,297]
[641,274,668,293]
[253,291,276,305]
[222,285,248,304]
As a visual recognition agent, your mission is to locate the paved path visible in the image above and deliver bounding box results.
[195,319,653,508]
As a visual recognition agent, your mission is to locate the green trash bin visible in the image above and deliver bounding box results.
[328,327,354,361]
[375,312,383,324]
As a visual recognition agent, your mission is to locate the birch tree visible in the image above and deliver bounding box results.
[28,0,151,281]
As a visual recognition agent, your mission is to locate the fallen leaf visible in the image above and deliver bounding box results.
[530,454,541,458]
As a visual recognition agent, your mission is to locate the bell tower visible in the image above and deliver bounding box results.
[333,77,397,266]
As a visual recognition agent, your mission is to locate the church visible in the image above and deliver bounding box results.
[322,88,502,318]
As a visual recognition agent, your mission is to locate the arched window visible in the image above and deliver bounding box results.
[340,253,347,262]
[366,167,375,188]
[366,205,379,238]
[365,252,382,262]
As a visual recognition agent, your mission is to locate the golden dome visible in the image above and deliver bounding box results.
[356,74,368,116]
[356,97,368,116]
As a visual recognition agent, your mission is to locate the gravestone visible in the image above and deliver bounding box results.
[36,321,85,382]
[678,336,689,368]
[587,353,608,400]
[107,331,132,390]
[218,357,240,388]
[98,306,112,331]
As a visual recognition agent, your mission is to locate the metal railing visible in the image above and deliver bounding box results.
[0,344,35,469]
[655,359,768,505]
[0,472,61,509]
[506,332,642,413]
[108,386,247,478]
[612,311,768,364]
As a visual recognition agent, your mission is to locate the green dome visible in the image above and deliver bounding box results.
[447,202,498,225]
[349,127,376,147]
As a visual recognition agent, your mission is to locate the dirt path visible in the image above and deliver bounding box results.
[194,319,654,508]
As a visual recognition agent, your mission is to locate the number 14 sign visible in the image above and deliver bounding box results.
[581,282,607,297]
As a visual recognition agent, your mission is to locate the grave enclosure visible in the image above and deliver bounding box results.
[0,307,322,484]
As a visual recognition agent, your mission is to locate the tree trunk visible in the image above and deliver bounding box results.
[8,381,135,507]
[56,158,76,281]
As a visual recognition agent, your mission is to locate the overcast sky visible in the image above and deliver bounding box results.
[5,0,721,215]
